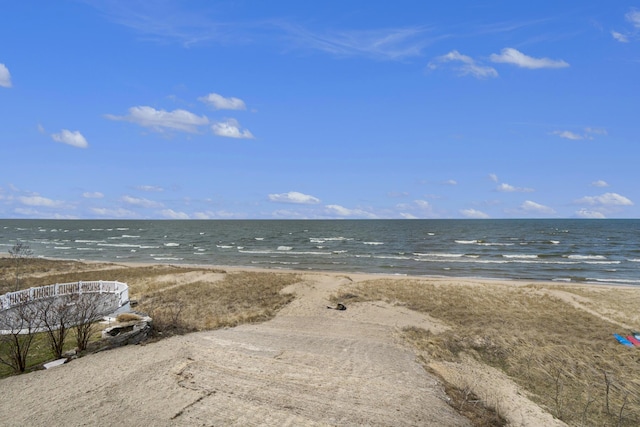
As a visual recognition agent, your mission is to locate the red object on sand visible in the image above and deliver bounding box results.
[626,335,640,347]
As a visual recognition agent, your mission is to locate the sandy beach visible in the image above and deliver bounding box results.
[1,260,639,426]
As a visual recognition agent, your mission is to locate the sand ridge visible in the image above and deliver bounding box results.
[0,270,567,426]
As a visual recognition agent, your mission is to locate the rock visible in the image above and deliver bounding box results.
[44,359,67,369]
[101,317,153,348]
[62,349,77,358]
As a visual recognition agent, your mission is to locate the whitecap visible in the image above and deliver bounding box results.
[567,255,606,260]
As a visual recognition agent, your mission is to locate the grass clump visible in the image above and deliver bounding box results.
[136,271,299,336]
[335,279,640,427]
[116,313,142,323]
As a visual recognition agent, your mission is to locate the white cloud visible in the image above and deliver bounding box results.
[199,93,246,110]
[268,191,320,204]
[460,208,490,219]
[0,63,11,88]
[121,195,164,208]
[395,199,437,218]
[136,185,164,192]
[591,180,609,188]
[82,192,104,199]
[497,183,533,193]
[90,207,136,218]
[13,207,77,219]
[626,9,640,28]
[284,24,430,60]
[488,173,499,183]
[611,30,629,43]
[428,50,498,79]
[161,209,190,219]
[414,200,430,209]
[520,200,556,215]
[442,179,457,185]
[325,204,377,218]
[192,210,237,219]
[552,130,583,140]
[106,106,209,133]
[576,192,633,207]
[51,129,89,148]
[552,128,607,141]
[211,118,254,139]
[399,213,418,219]
[490,48,569,69]
[575,209,606,219]
[18,195,63,207]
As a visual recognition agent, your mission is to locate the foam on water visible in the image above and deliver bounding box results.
[2,218,639,285]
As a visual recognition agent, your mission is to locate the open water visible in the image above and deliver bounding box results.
[1,219,639,285]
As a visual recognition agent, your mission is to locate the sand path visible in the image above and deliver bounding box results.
[0,274,471,426]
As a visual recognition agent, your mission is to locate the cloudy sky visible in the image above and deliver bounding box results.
[1,1,638,219]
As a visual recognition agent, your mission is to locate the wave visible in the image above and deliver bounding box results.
[277,246,293,251]
[454,240,514,246]
[164,243,180,247]
[250,260,301,265]
[567,255,607,260]
[363,241,384,245]
[413,257,579,265]
[373,255,412,260]
[414,253,465,258]
[309,237,353,243]
[97,243,141,248]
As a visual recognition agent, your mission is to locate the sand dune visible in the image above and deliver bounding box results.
[0,268,577,426]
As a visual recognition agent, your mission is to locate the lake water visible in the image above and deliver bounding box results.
[1,219,639,285]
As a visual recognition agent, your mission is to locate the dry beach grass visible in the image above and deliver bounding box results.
[1,258,640,426]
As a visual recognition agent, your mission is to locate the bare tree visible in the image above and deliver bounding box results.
[0,302,41,373]
[71,293,106,351]
[8,240,33,292]
[38,297,74,359]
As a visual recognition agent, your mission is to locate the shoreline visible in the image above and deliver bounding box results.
[2,252,636,291]
[2,252,640,425]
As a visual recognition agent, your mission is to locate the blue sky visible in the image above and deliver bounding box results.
[1,1,638,219]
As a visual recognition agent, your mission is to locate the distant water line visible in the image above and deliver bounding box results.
[1,219,639,286]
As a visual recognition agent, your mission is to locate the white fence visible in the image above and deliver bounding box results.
[0,281,129,311]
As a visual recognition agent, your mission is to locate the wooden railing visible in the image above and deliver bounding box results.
[0,281,129,311]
